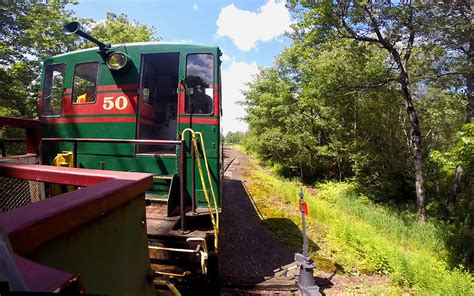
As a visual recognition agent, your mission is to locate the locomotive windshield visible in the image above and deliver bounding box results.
[185,54,214,115]
[72,62,99,104]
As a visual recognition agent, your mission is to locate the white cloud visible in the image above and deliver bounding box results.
[219,48,233,62]
[221,53,232,62]
[193,4,198,10]
[216,0,291,51]
[221,60,259,133]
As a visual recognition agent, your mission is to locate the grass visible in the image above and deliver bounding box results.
[240,152,474,295]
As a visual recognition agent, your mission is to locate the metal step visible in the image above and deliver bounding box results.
[146,192,168,202]
[147,175,173,201]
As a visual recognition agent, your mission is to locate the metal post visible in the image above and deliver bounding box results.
[179,139,186,232]
[295,188,321,296]
[1,140,5,157]
[191,140,196,214]
[301,189,308,257]
[73,141,78,168]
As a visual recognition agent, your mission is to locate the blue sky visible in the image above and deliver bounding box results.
[68,0,293,133]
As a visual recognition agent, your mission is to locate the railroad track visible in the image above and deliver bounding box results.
[223,156,237,173]
[220,279,299,295]
[218,263,301,295]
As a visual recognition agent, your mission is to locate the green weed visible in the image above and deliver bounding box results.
[242,157,474,295]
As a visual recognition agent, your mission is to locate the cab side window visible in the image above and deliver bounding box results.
[42,64,66,117]
[72,62,99,104]
[185,54,214,115]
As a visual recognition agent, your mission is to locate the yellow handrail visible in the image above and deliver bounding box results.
[195,132,219,230]
[180,129,219,252]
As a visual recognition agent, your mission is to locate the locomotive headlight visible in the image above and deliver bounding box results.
[106,52,128,70]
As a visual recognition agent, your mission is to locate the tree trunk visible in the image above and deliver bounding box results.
[399,70,428,222]
[465,39,474,123]
[447,166,463,212]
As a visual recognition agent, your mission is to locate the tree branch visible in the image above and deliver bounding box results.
[403,6,416,64]
[336,1,381,44]
[343,77,399,96]
[363,3,394,52]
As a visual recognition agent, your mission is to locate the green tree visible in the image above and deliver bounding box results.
[0,2,158,118]
[287,0,472,221]
[0,1,79,118]
[244,40,415,189]
[243,1,469,220]
[82,12,159,47]
[225,131,245,144]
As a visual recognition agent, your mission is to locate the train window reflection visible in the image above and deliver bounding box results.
[73,62,99,104]
[185,54,213,115]
[42,64,66,117]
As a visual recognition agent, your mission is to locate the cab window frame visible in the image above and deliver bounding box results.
[185,53,215,116]
[42,63,66,118]
[72,62,100,105]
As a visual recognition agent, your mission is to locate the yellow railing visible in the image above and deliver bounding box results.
[181,128,219,251]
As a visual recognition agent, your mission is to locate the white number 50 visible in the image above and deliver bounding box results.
[103,96,128,110]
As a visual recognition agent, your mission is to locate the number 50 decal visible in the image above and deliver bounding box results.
[103,96,128,110]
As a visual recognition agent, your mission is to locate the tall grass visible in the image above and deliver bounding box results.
[243,161,474,295]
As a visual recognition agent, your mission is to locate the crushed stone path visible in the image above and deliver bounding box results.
[219,147,391,295]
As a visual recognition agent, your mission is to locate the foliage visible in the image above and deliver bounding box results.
[242,1,472,277]
[427,124,474,269]
[243,1,471,218]
[0,1,80,118]
[1,1,75,66]
[80,12,160,48]
[224,131,245,144]
[0,1,158,119]
[242,152,474,294]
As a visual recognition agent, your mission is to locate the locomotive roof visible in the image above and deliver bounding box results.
[45,42,220,61]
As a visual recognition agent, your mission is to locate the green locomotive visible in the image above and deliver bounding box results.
[39,22,222,285]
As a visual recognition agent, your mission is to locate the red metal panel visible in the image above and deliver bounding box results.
[0,163,152,256]
[0,117,41,155]
[0,117,41,129]
[97,84,138,91]
[61,92,138,117]
[178,84,185,115]
[214,93,219,116]
[42,117,136,124]
[178,117,218,125]
[0,163,152,292]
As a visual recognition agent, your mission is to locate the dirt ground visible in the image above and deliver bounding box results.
[219,147,391,295]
